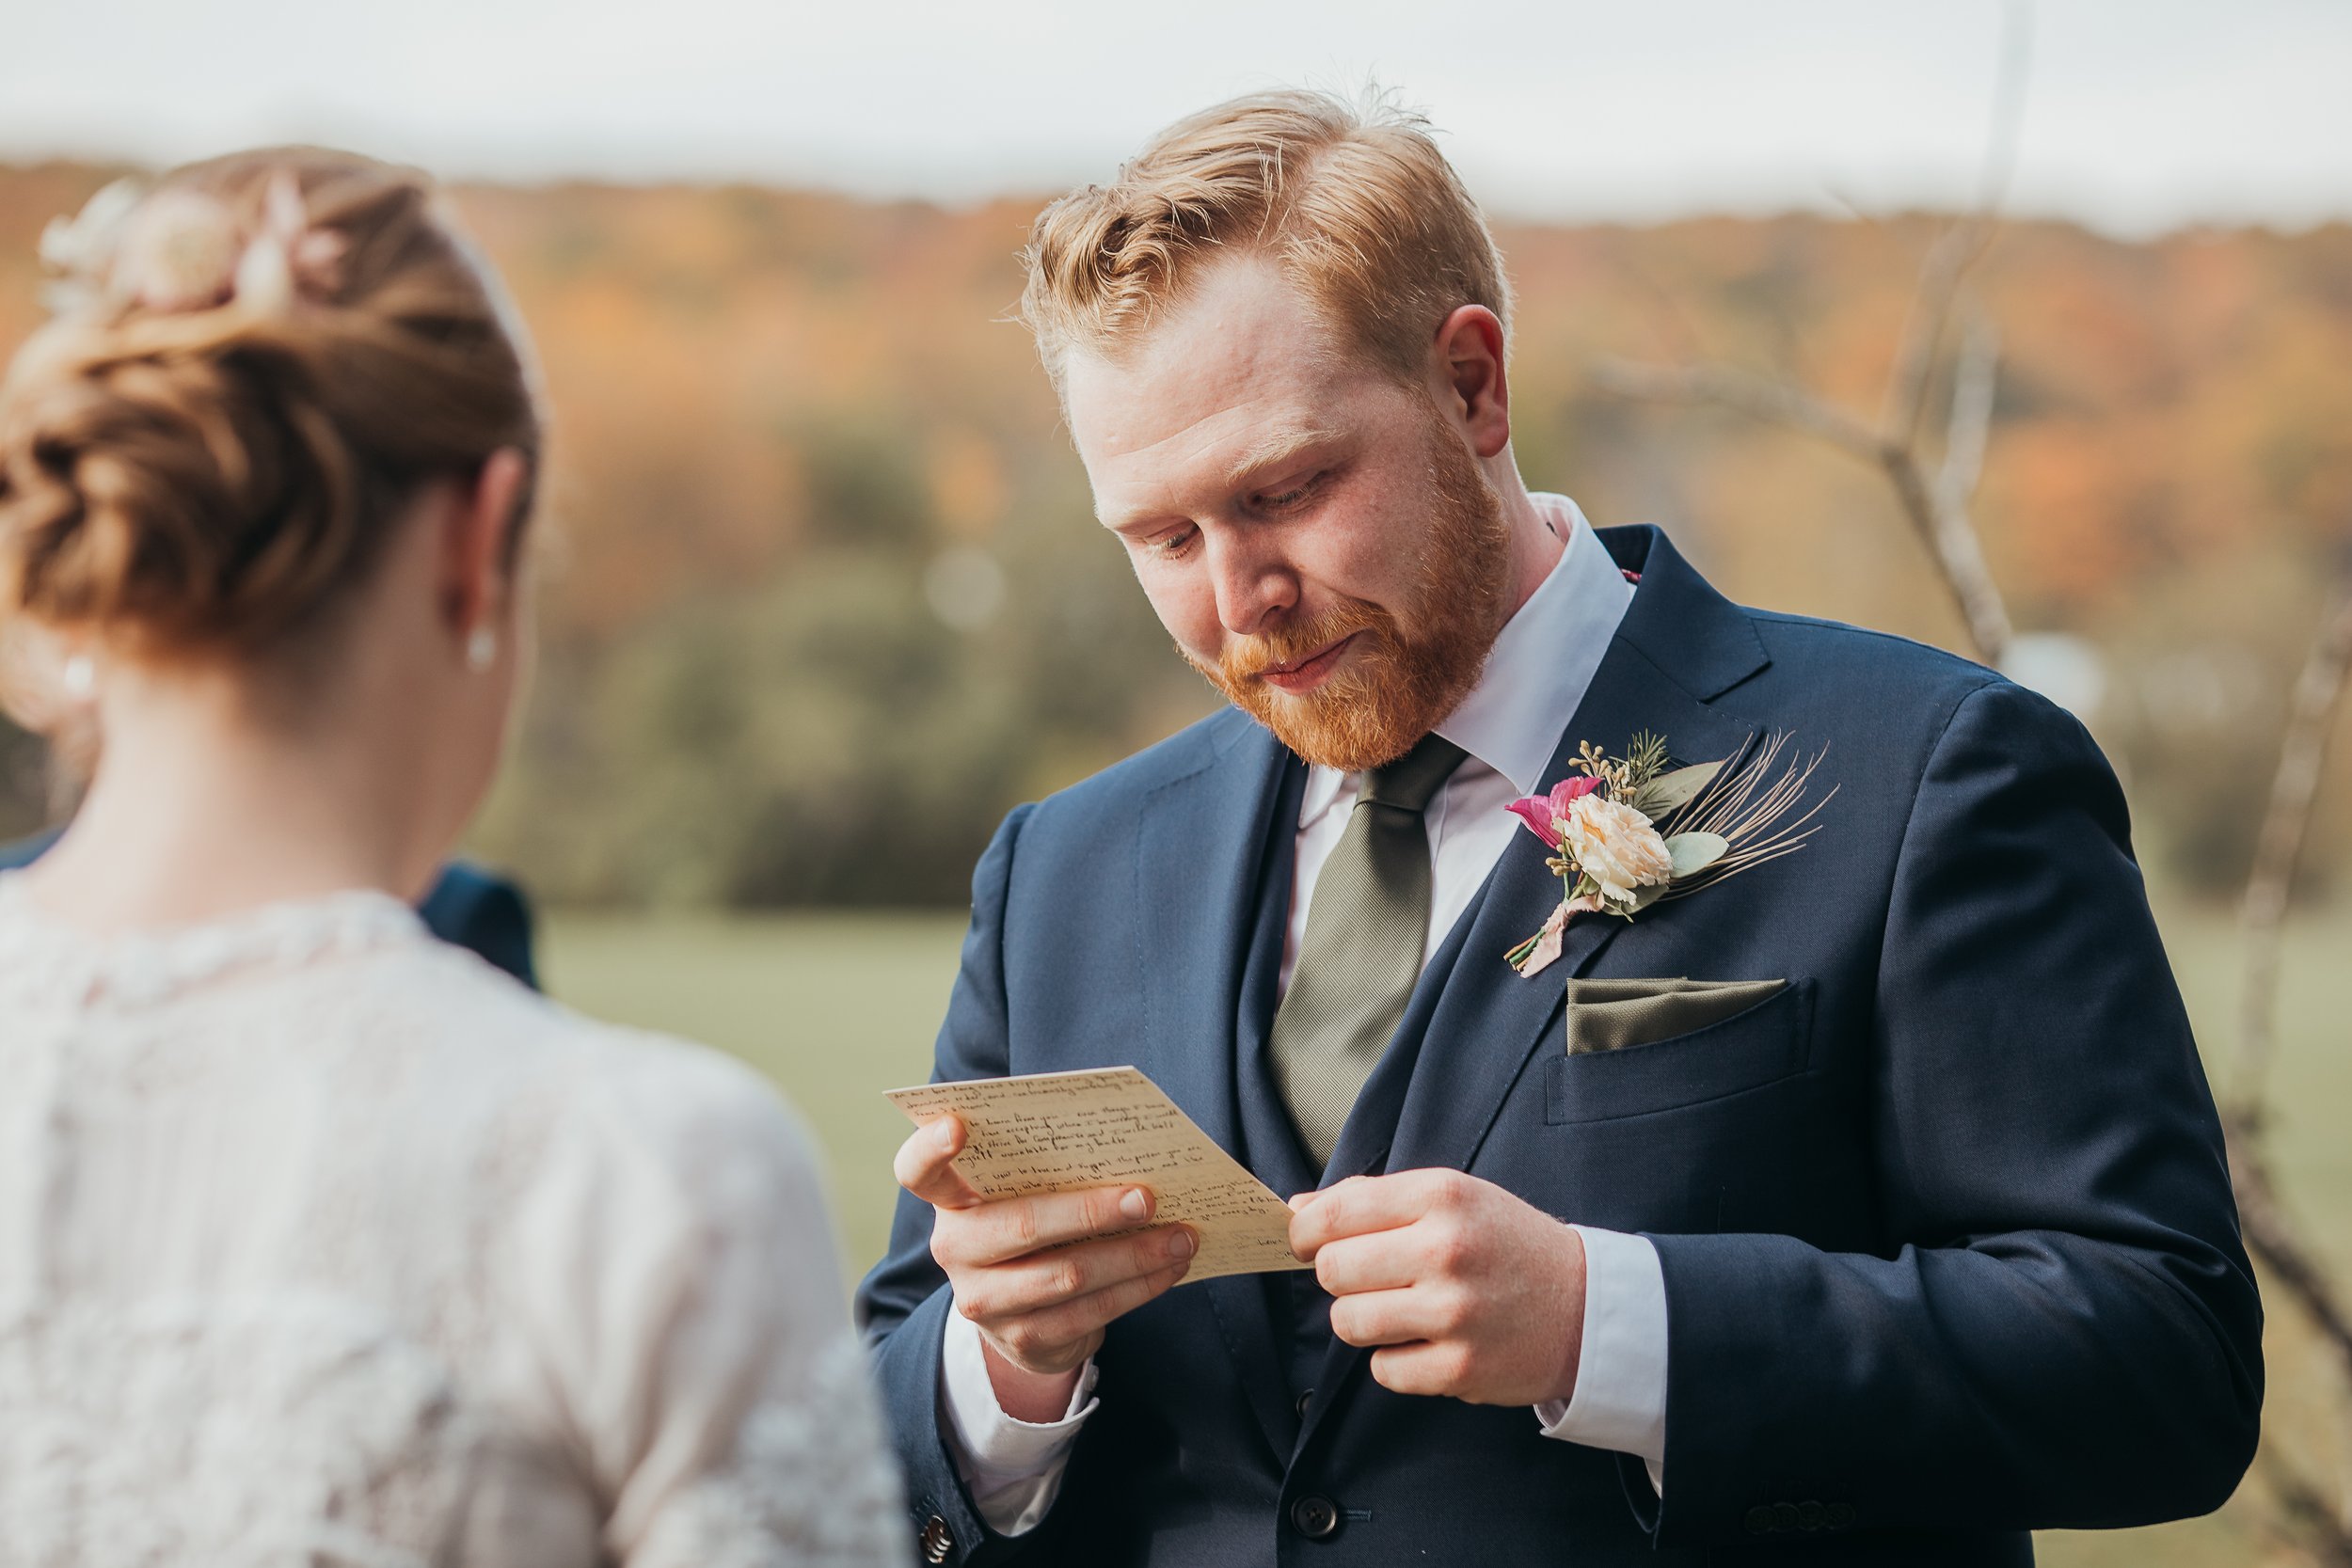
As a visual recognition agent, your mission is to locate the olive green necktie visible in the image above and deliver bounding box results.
[1270,732,1469,1168]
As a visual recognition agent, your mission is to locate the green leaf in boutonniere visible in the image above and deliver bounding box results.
[1629,760,1723,822]
[1618,880,1670,918]
[1663,831,1729,878]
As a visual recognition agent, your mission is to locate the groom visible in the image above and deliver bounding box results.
[858,89,2261,1565]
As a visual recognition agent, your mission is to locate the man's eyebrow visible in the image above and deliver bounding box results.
[1223,423,1344,488]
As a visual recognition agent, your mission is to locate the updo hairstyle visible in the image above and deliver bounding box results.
[0,148,543,673]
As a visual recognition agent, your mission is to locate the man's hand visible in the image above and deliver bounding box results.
[1289,1168,1585,1407]
[895,1114,1197,1419]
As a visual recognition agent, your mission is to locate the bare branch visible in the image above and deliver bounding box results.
[1593,319,2015,666]
[2261,1451,2352,1568]
[2224,1103,2352,1561]
[1597,8,2033,672]
[2248,1431,2352,1568]
[1878,1,2033,449]
[2223,1113,2352,1561]
[1878,443,2015,668]
[1589,338,2019,663]
[1892,296,2017,666]
[1879,220,1995,450]
[1588,358,1882,460]
[1973,0,2037,219]
[2233,574,2352,1110]
[2226,1110,2352,1380]
[1938,298,2001,507]
[2340,1373,2352,1543]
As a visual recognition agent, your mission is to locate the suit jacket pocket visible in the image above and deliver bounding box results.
[1564,975,1789,1054]
[1545,977,1816,1124]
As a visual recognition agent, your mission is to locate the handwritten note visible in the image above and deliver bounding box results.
[885,1067,1311,1282]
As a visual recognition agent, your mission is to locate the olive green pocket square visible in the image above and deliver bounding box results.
[1563,977,1791,1056]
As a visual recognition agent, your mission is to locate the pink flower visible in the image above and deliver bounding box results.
[231,171,347,315]
[1505,775,1603,849]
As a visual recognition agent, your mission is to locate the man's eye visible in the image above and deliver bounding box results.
[1152,526,1198,558]
[1257,473,1322,511]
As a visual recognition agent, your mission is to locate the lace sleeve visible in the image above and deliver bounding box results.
[508,1035,905,1568]
[628,1328,905,1568]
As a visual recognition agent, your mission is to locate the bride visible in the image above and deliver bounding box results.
[0,151,902,1563]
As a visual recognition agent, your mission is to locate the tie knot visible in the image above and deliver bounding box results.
[1361,734,1468,814]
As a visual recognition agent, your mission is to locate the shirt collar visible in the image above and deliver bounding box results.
[1296,494,1634,824]
[1436,495,1633,795]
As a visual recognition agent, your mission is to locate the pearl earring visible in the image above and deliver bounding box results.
[465,627,498,673]
[60,655,94,697]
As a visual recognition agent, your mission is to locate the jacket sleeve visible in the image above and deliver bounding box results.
[855,801,1041,1566]
[1639,679,2263,1546]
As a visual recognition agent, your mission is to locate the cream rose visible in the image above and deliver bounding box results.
[1560,794,1675,905]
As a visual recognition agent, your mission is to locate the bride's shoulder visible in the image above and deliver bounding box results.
[372,939,823,1217]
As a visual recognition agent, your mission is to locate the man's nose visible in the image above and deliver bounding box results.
[1206,531,1297,637]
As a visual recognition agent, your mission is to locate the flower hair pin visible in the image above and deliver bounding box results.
[1502,730,1836,978]
[38,171,347,323]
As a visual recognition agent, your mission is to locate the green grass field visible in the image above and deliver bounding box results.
[540,898,2352,1567]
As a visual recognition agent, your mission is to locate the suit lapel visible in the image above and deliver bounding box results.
[1132,719,1296,1154]
[1388,526,1772,1174]
[1384,645,1759,1173]
[1233,784,1321,1208]
[1133,716,1306,1465]
[1298,526,1772,1449]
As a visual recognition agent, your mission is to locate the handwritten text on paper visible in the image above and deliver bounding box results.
[884,1067,1311,1282]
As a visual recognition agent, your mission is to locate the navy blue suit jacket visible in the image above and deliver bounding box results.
[0,832,537,990]
[858,526,2261,1566]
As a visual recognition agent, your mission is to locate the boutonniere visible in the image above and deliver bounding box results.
[1502,730,1834,977]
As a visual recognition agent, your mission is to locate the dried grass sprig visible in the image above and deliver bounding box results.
[1662,732,1837,898]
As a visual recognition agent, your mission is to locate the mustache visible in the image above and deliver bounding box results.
[1215,601,1391,684]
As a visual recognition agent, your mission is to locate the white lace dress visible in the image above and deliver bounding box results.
[0,872,904,1566]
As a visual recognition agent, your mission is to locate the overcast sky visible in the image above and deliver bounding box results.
[6,0,2347,236]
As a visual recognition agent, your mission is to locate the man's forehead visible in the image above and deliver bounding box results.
[1062,256,1352,464]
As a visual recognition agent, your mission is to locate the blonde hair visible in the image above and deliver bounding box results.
[1020,87,1512,390]
[0,148,543,668]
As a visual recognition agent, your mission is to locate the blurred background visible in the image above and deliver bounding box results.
[5,4,2349,1560]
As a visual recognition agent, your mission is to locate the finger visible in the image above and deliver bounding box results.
[954,1182,1157,1267]
[956,1225,1198,1321]
[992,1259,1194,1366]
[1367,1340,1474,1401]
[894,1116,984,1209]
[1285,1175,1377,1259]
[1311,1230,1424,1297]
[1289,1172,1435,1259]
[1326,1285,1441,1350]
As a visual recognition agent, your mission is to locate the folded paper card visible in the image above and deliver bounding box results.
[884,1066,1311,1282]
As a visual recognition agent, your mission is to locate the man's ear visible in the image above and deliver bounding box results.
[1432,305,1510,459]
[437,448,530,645]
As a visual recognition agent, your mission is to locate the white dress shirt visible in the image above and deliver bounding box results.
[941,498,1668,1533]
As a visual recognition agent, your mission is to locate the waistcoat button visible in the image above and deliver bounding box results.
[1290,1495,1342,1540]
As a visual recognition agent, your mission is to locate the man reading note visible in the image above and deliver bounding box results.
[857,87,2260,1568]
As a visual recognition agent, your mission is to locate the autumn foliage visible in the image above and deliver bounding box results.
[1,163,2345,904]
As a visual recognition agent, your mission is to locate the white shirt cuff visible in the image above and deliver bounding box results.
[938,1300,1099,1535]
[1533,1225,1667,1495]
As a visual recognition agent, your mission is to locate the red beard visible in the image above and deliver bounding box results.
[1187,402,1513,773]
